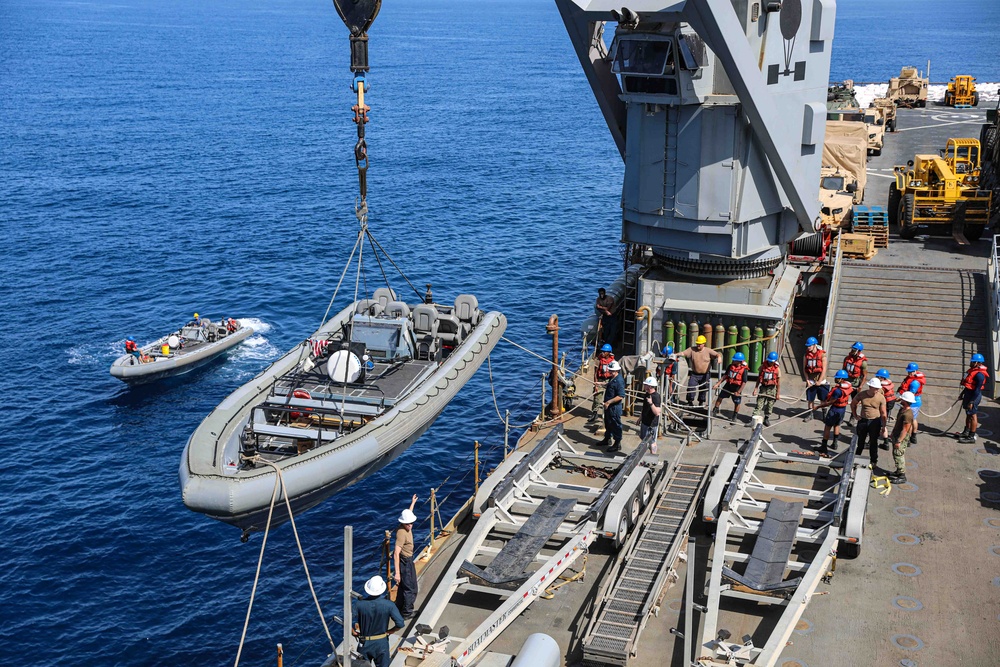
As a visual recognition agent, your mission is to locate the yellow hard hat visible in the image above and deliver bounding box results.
[695,335,707,345]
[194,312,199,318]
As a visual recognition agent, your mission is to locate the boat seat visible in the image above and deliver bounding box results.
[411,304,439,361]
[436,313,463,347]
[459,495,577,590]
[385,301,411,319]
[454,294,480,335]
[356,299,384,317]
[722,499,804,593]
[373,287,397,311]
[264,395,382,416]
[251,423,327,442]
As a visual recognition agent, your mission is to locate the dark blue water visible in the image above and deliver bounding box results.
[0,0,993,665]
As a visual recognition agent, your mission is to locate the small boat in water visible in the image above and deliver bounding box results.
[110,316,253,384]
[180,289,506,534]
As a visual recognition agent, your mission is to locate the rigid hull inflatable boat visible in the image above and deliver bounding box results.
[110,318,253,384]
[180,290,506,533]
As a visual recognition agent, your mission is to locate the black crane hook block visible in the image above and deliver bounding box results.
[331,0,381,72]
[331,0,381,36]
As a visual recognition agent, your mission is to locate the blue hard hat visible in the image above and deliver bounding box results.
[733,352,746,362]
[806,337,818,347]
[906,362,919,373]
[835,370,849,380]
[600,343,612,353]
[972,353,985,364]
[127,337,134,342]
[851,342,864,351]
[908,380,921,392]
[876,368,890,379]
[766,351,779,362]
[666,343,674,355]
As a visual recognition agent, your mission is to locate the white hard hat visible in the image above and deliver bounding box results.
[643,376,657,387]
[364,575,387,597]
[608,361,621,372]
[398,509,417,524]
[867,378,882,389]
[899,391,916,403]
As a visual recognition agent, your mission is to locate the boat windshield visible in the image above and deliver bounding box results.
[351,321,403,360]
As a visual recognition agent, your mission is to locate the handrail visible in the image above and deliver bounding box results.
[990,234,1000,398]
[821,233,845,352]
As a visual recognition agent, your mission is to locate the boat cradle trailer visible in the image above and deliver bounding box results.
[696,426,871,667]
[384,424,663,667]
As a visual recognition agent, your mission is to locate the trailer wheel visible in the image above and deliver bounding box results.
[839,540,861,559]
[628,492,641,528]
[639,472,653,508]
[615,513,630,550]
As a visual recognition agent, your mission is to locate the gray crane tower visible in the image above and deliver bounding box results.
[558,0,835,368]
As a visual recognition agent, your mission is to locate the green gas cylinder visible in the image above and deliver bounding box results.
[751,325,764,373]
[726,325,738,366]
[664,319,675,354]
[677,321,687,352]
[739,325,750,362]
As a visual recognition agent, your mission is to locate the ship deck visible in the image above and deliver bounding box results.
[395,106,1000,666]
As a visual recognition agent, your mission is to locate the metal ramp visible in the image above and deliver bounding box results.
[582,460,712,666]
[826,263,990,397]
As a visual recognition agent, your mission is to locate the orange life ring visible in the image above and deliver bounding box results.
[290,389,312,420]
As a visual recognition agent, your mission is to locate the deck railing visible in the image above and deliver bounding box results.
[989,234,1000,398]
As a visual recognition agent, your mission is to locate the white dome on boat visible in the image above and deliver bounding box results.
[168,335,181,349]
[327,349,362,383]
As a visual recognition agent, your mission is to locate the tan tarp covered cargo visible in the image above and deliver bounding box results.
[823,120,868,202]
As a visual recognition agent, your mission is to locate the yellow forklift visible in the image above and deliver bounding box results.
[944,75,979,107]
[888,138,992,243]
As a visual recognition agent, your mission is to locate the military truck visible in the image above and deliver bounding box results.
[862,107,886,156]
[887,66,929,108]
[819,121,868,228]
[871,97,897,132]
[827,79,859,110]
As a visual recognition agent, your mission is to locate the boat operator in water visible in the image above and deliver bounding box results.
[393,494,419,618]
[353,575,405,667]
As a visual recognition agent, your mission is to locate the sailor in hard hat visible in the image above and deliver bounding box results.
[851,377,888,470]
[589,343,617,423]
[752,351,781,427]
[638,376,661,441]
[887,392,917,484]
[191,312,200,326]
[352,574,406,667]
[817,370,853,457]
[393,494,419,618]
[124,337,140,363]
[802,336,828,420]
[679,335,721,407]
[841,342,868,391]
[601,360,625,452]
[900,363,926,446]
[958,353,990,443]
[713,352,749,422]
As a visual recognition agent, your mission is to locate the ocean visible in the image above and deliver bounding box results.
[0,0,994,665]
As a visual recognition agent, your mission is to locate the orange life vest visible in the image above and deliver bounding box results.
[903,371,925,396]
[758,362,779,386]
[962,365,989,391]
[125,340,138,353]
[227,318,238,333]
[880,379,896,402]
[842,352,866,379]
[804,348,825,375]
[725,362,748,387]
[831,383,853,408]
[595,354,616,381]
